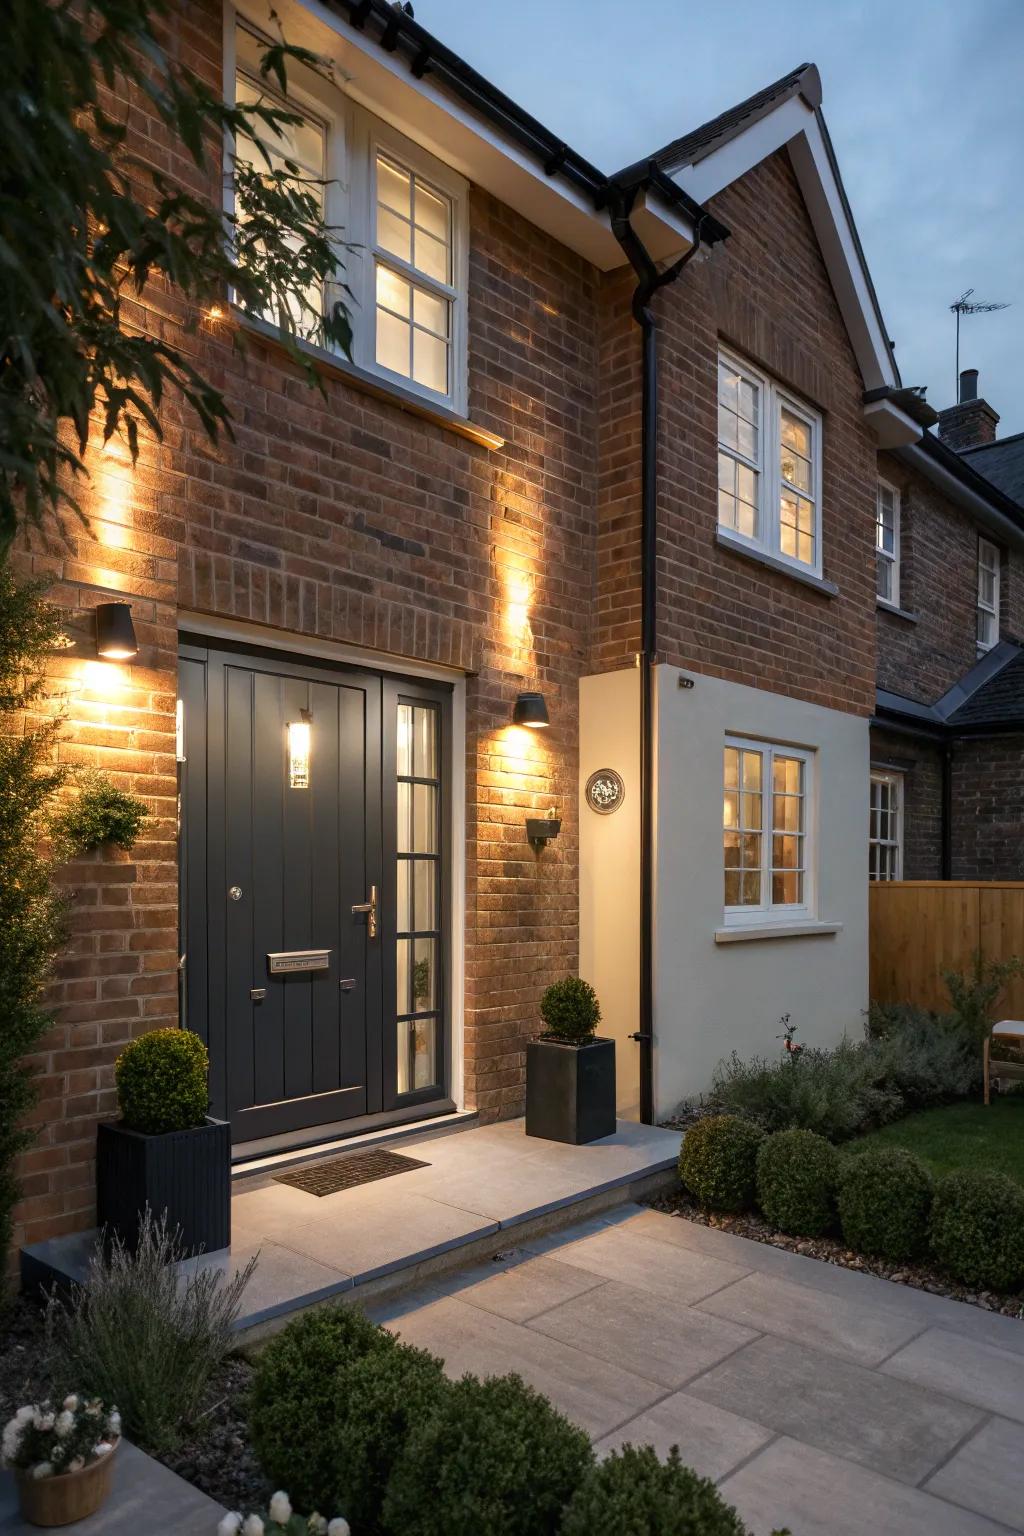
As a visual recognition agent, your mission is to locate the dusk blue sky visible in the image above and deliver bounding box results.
[418,0,1024,435]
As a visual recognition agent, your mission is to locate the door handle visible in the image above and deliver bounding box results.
[351,884,378,939]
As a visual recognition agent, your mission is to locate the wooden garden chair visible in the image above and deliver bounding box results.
[984,1020,1024,1105]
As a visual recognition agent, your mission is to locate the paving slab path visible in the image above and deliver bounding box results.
[369,1203,1024,1536]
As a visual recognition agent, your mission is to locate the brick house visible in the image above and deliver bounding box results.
[871,371,1024,882]
[11,8,945,1252]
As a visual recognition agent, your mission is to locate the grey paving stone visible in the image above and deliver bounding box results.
[721,1436,1008,1536]
[385,1292,666,1438]
[441,1253,607,1322]
[529,1277,757,1388]
[177,1240,352,1329]
[278,1189,498,1283]
[687,1334,983,1485]
[595,1391,773,1478]
[925,1416,1024,1531]
[532,1223,751,1304]
[627,1207,1024,1357]
[0,1443,225,1535]
[696,1268,922,1366]
[883,1327,1024,1423]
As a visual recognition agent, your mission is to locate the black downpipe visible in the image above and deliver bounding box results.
[611,189,712,1124]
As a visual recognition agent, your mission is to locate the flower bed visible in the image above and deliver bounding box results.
[645,1188,1024,1320]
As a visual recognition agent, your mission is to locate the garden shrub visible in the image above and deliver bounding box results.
[114,1027,209,1134]
[837,1147,933,1261]
[249,1303,395,1514]
[866,1003,979,1106]
[929,1169,1024,1291]
[46,1208,254,1453]
[383,1371,593,1536]
[52,770,148,855]
[560,1444,749,1536]
[329,1341,449,1533]
[679,1115,765,1212]
[539,976,601,1045]
[712,1036,900,1143]
[756,1129,838,1236]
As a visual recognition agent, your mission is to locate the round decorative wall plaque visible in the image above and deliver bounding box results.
[585,768,625,815]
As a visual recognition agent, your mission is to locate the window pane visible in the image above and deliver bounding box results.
[773,835,800,869]
[773,757,802,794]
[724,747,740,788]
[413,706,438,778]
[877,553,893,600]
[415,183,448,241]
[413,328,448,394]
[718,362,739,411]
[377,265,411,317]
[412,936,436,1010]
[780,409,811,458]
[377,205,412,264]
[737,418,758,460]
[414,229,449,284]
[724,831,741,868]
[413,858,436,931]
[741,871,761,905]
[724,871,741,905]
[772,871,802,904]
[397,860,411,931]
[413,783,437,852]
[742,752,762,790]
[742,792,762,829]
[377,307,410,377]
[396,1017,438,1093]
[378,155,411,215]
[723,789,739,829]
[397,781,412,853]
[413,287,448,337]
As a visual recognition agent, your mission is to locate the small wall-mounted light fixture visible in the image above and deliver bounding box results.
[512,691,549,728]
[527,806,561,848]
[95,602,138,661]
[288,710,312,789]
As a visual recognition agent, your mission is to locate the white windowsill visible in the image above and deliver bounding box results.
[714,920,843,944]
[877,599,918,624]
[233,309,505,452]
[715,528,838,597]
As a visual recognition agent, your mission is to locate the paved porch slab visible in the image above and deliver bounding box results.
[21,1119,680,1337]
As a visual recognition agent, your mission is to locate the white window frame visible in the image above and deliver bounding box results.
[869,769,903,882]
[977,537,1001,653]
[225,16,469,415]
[875,478,901,609]
[723,734,816,928]
[717,348,824,579]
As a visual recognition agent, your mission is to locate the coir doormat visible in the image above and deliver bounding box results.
[273,1147,429,1196]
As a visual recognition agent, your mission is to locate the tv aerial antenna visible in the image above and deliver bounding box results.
[950,289,1010,394]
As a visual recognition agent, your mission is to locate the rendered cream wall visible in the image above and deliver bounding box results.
[653,664,869,1117]
[579,668,642,1118]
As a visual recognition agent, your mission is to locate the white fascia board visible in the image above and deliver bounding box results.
[863,398,923,449]
[629,189,696,263]
[673,98,898,394]
[238,0,678,270]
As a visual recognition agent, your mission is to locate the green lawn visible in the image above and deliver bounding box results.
[848,1098,1024,1186]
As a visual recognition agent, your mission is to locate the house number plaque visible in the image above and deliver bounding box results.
[267,949,331,974]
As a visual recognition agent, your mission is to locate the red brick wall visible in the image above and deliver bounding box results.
[10,0,600,1253]
[870,727,944,881]
[595,149,878,717]
[951,736,1024,881]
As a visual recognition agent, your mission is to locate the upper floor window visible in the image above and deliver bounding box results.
[717,351,822,577]
[977,538,1000,652]
[876,480,900,607]
[230,25,468,413]
[723,737,813,925]
[869,770,902,881]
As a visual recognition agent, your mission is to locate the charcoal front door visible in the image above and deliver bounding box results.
[178,639,450,1142]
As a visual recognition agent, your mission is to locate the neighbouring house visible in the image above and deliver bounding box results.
[871,369,1024,882]
[11,3,954,1254]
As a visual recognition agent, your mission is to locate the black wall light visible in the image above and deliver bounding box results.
[95,602,139,661]
[527,809,561,848]
[512,691,549,728]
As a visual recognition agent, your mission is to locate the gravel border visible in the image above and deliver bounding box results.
[644,1187,1024,1320]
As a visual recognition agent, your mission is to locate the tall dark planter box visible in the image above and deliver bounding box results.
[525,1037,616,1145]
[96,1118,231,1256]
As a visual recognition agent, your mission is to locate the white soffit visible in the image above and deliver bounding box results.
[672,95,899,395]
[238,0,693,269]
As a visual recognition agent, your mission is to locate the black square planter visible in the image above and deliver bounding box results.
[96,1117,231,1256]
[525,1036,617,1145]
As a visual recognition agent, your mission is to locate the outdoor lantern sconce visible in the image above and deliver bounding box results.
[94,602,138,661]
[288,711,311,789]
[512,691,549,728]
[527,807,561,849]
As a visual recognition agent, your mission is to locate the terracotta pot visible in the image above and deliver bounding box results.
[15,1444,117,1528]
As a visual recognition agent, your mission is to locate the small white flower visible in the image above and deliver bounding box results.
[85,1401,102,1419]
[327,1521,351,1536]
[107,1411,122,1438]
[50,1444,65,1464]
[217,1515,243,1536]
[308,1517,327,1536]
[242,1517,265,1536]
[62,1395,79,1412]
[55,1410,74,1438]
[68,1457,85,1473]
[31,1463,54,1481]
[35,1412,55,1432]
[93,1442,113,1459]
[268,1492,292,1526]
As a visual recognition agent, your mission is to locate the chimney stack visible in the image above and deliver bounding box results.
[938,368,999,451]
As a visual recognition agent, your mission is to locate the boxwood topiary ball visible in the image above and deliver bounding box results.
[114,1027,209,1134]
[561,1444,750,1536]
[929,1168,1024,1292]
[837,1147,934,1262]
[679,1115,765,1212]
[756,1128,839,1237]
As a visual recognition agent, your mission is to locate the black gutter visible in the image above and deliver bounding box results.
[609,184,728,1124]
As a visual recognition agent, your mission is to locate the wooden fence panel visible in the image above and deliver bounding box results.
[870,882,1024,1014]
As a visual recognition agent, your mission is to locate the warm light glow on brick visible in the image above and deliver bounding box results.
[80,660,128,698]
